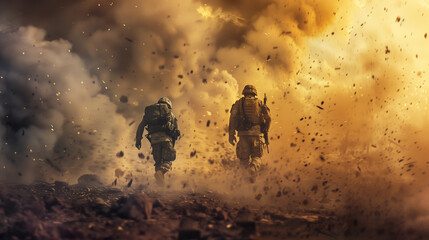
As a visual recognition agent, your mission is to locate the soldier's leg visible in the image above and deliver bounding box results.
[249,136,263,173]
[159,141,176,173]
[151,143,165,185]
[236,136,251,169]
[151,143,163,172]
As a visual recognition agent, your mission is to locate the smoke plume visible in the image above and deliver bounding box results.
[1,0,429,236]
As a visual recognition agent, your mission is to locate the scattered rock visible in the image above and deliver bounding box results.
[236,208,256,235]
[94,197,107,206]
[93,197,110,215]
[77,174,103,187]
[178,218,201,240]
[26,196,46,217]
[44,196,62,210]
[3,198,22,216]
[214,207,228,220]
[0,183,412,239]
[116,194,153,220]
[54,181,68,188]
[153,199,166,209]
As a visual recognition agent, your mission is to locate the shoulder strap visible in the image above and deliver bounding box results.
[240,97,249,123]
[158,104,164,118]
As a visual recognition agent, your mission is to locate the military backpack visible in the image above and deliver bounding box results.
[144,103,172,133]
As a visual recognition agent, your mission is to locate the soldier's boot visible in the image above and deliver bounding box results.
[154,170,165,186]
[248,166,257,183]
[238,158,250,181]
[248,158,261,183]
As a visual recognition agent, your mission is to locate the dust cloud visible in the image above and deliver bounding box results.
[0,0,429,235]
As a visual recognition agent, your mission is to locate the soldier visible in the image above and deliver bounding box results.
[229,85,271,180]
[135,97,180,186]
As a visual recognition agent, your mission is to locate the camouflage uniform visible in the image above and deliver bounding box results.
[145,132,176,173]
[135,97,180,182]
[229,85,271,173]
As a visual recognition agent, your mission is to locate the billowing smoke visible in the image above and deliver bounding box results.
[1,0,429,235]
[0,26,128,183]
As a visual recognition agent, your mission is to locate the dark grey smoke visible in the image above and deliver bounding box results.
[0,0,248,183]
[0,25,126,182]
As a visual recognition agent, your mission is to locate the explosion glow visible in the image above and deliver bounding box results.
[1,0,429,238]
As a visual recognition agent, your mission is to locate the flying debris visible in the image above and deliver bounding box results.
[119,95,128,103]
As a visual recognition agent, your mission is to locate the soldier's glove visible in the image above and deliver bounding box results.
[229,135,237,146]
[135,140,141,150]
[166,122,174,131]
[175,130,181,139]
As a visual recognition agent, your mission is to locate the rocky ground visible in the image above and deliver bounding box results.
[0,179,425,240]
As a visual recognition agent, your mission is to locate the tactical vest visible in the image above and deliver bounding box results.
[242,97,260,124]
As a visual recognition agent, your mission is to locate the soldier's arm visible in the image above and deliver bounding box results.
[175,117,181,138]
[173,113,180,134]
[136,114,147,142]
[229,102,239,136]
[261,103,271,132]
[167,111,180,137]
[173,117,178,131]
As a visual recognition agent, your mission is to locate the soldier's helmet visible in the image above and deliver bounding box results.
[242,85,257,96]
[158,97,172,109]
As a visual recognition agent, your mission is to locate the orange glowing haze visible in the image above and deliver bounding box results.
[0,0,429,234]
